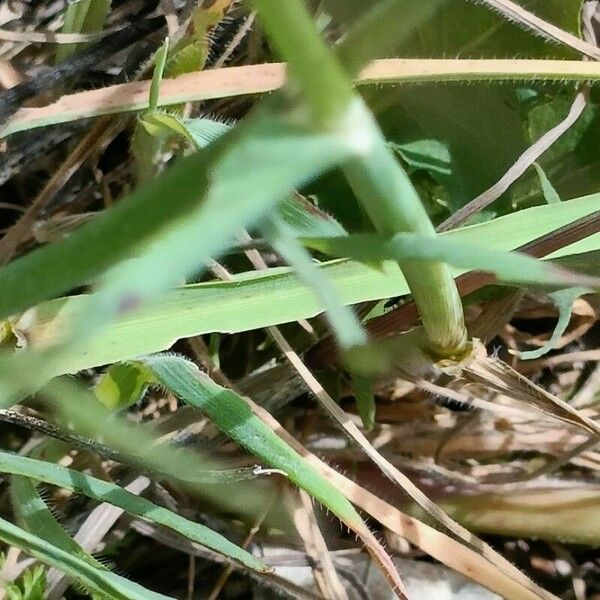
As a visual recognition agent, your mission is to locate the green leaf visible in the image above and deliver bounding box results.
[0,100,356,327]
[182,117,231,149]
[94,362,156,410]
[391,139,452,176]
[11,195,600,376]
[138,355,365,530]
[351,375,376,431]
[251,0,353,125]
[533,163,562,204]
[398,0,583,58]
[264,218,367,349]
[302,232,600,289]
[276,195,347,238]
[4,565,46,600]
[171,116,348,237]
[133,353,402,592]
[149,38,170,113]
[10,475,101,566]
[512,93,600,208]
[0,515,171,600]
[165,40,207,80]
[0,451,270,574]
[334,0,447,76]
[375,84,527,214]
[517,287,592,360]
[87,108,357,341]
[56,0,111,63]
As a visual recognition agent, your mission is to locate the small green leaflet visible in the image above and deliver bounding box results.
[516,287,592,360]
[533,163,562,204]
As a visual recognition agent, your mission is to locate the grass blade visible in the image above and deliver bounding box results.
[265,220,367,350]
[0,103,355,325]
[302,233,600,289]
[7,60,600,137]
[138,353,408,598]
[10,475,102,566]
[0,451,270,574]
[0,516,171,600]
[10,197,600,376]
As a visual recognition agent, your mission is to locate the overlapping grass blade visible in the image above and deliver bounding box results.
[137,353,408,597]
[302,232,600,289]
[0,102,354,325]
[10,475,103,567]
[0,516,171,600]
[0,357,285,532]
[10,197,599,376]
[1,452,269,573]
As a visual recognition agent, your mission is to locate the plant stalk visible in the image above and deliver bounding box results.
[342,110,467,355]
[252,0,469,356]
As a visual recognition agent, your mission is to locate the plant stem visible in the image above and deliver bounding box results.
[250,0,352,126]
[251,0,469,356]
[342,108,467,355]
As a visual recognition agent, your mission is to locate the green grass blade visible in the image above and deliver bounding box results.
[255,0,466,356]
[87,109,356,337]
[0,358,286,532]
[139,355,365,528]
[533,163,562,204]
[56,0,111,62]
[516,287,592,360]
[0,516,171,600]
[170,115,348,237]
[250,0,352,125]
[94,361,156,410]
[0,452,269,573]
[265,219,366,349]
[0,103,354,324]
[10,197,600,376]
[351,375,376,431]
[136,354,406,595]
[10,475,102,565]
[149,38,170,112]
[302,232,600,289]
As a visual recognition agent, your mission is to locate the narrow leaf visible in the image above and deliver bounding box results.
[516,287,592,360]
[137,353,407,596]
[0,451,270,574]
[351,375,376,430]
[0,516,171,600]
[265,220,367,349]
[533,163,561,204]
[302,233,600,289]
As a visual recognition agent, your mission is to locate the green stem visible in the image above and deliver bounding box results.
[249,0,352,125]
[342,110,467,355]
[251,0,468,356]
